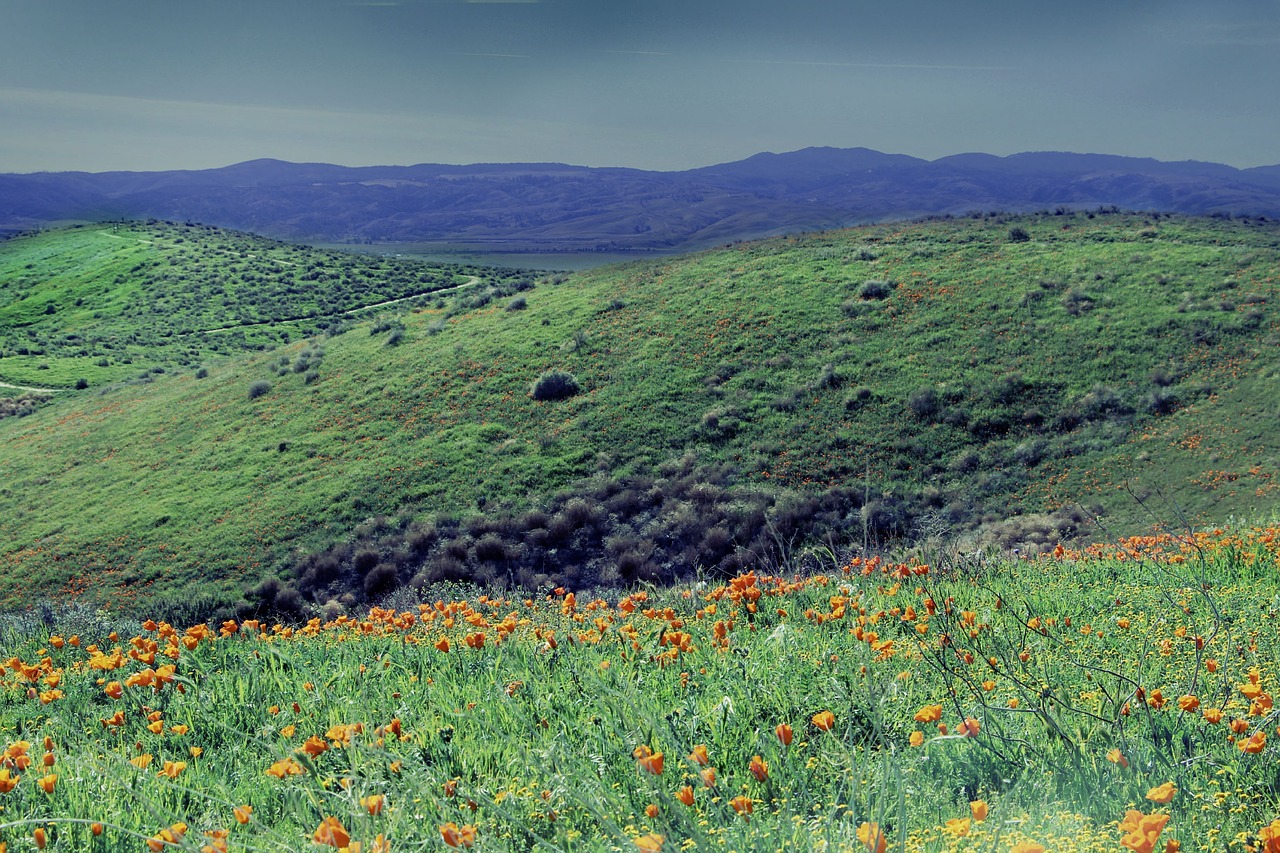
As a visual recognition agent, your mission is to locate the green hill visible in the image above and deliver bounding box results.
[1,212,1277,620]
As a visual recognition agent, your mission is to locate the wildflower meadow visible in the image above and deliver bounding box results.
[1,526,1279,851]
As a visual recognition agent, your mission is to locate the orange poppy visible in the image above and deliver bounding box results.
[313,817,350,848]
[812,710,835,731]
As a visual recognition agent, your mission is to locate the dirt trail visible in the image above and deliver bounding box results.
[0,381,61,393]
[196,275,483,335]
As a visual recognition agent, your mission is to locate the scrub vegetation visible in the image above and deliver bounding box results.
[0,212,1278,626]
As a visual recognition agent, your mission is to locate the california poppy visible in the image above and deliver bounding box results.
[812,710,835,731]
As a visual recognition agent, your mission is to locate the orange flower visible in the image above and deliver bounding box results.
[130,754,154,770]
[644,803,659,818]
[945,817,971,837]
[857,821,887,853]
[687,744,709,766]
[812,710,835,731]
[91,823,104,836]
[1145,782,1177,804]
[233,805,253,824]
[313,817,350,848]
[265,758,303,778]
[748,755,768,782]
[1237,731,1267,753]
[146,823,187,852]
[1010,845,1046,853]
[729,795,753,818]
[37,773,56,793]
[1107,748,1129,768]
[698,767,717,787]
[677,785,695,806]
[104,681,123,700]
[956,717,981,737]
[634,833,665,852]
[970,799,989,822]
[33,828,47,850]
[157,760,186,779]
[913,704,942,723]
[636,752,664,775]
[1202,708,1223,724]
[1176,695,1200,713]
[440,822,477,848]
[435,637,450,653]
[775,723,793,745]
[361,794,385,815]
[909,731,924,747]
[1119,811,1169,853]
[0,768,18,793]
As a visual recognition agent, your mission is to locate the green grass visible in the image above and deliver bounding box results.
[1,212,1278,617]
[0,221,526,389]
[0,529,1278,850]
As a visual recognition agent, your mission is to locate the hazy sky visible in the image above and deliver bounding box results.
[2,0,1278,173]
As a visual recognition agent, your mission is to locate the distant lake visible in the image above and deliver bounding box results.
[310,242,684,271]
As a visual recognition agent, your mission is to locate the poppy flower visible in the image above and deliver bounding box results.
[698,767,716,787]
[37,773,56,793]
[749,755,768,782]
[636,752,664,775]
[687,745,709,766]
[909,731,924,747]
[234,805,253,824]
[34,828,47,850]
[913,704,942,723]
[857,821,886,853]
[361,794,385,815]
[729,795,753,818]
[956,717,981,737]
[1146,782,1177,804]
[677,785,695,806]
[775,723,793,746]
[440,822,477,848]
[812,710,835,731]
[634,833,664,851]
[1237,731,1267,753]
[313,817,350,848]
[644,803,659,818]
[970,800,988,822]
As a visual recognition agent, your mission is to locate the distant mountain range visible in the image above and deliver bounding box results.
[4,147,1279,251]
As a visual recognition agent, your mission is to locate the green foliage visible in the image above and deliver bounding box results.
[529,369,580,401]
[1,212,1279,615]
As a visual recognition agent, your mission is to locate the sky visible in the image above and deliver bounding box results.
[2,0,1278,173]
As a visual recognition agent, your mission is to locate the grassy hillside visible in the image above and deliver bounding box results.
[0,221,528,390]
[1,212,1278,618]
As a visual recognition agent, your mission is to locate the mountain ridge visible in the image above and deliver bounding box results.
[3,147,1280,249]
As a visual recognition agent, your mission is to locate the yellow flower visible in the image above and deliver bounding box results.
[634,833,664,852]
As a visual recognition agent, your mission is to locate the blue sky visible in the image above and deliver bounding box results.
[2,0,1277,172]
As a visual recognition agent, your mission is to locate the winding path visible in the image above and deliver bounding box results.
[0,381,60,393]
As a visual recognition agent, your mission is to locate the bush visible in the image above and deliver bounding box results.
[857,280,894,300]
[248,380,272,400]
[1008,226,1031,242]
[530,369,580,401]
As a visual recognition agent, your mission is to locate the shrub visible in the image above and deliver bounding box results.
[907,387,940,419]
[506,296,527,311]
[530,369,580,401]
[247,380,272,400]
[1008,226,1031,242]
[857,279,894,300]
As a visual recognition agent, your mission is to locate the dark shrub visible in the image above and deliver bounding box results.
[506,296,527,311]
[363,563,400,597]
[857,279,894,300]
[1008,226,1031,242]
[530,369,580,401]
[247,380,272,400]
[907,387,940,419]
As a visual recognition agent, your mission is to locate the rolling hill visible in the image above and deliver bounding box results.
[3,148,1280,251]
[1,211,1278,622]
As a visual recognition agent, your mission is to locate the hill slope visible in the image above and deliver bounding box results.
[4,148,1280,250]
[1,212,1278,619]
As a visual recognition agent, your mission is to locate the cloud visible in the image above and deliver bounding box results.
[727,58,1016,72]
